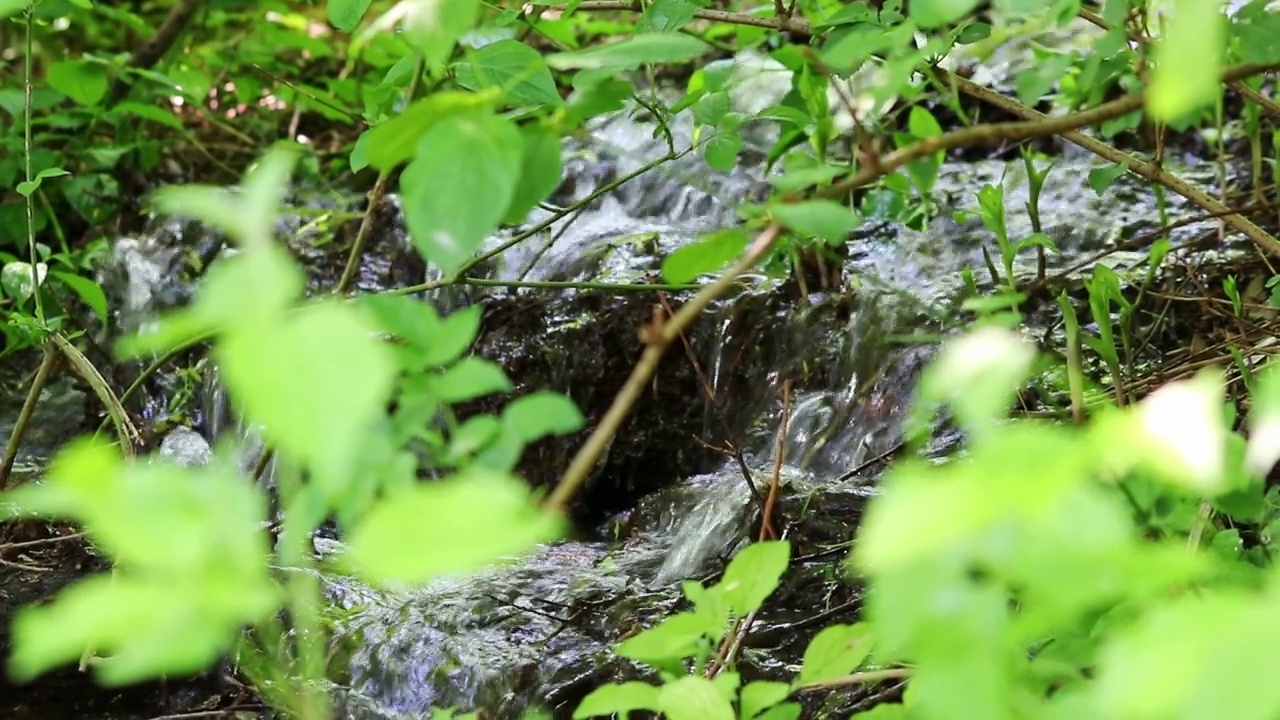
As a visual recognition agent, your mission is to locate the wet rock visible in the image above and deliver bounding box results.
[158,426,212,467]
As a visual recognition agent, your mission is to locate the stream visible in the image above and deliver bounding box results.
[1,46,1239,720]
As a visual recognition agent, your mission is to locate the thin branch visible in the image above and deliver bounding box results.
[106,0,206,106]
[0,343,59,490]
[796,667,912,692]
[545,1,813,35]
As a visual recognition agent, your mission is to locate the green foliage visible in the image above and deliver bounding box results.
[8,0,1280,718]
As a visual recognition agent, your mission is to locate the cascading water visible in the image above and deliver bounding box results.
[88,74,1237,719]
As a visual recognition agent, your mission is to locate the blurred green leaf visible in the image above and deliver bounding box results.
[343,469,563,584]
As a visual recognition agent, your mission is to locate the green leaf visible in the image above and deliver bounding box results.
[343,469,564,584]
[15,167,69,197]
[504,128,564,225]
[1147,0,1225,122]
[47,59,109,106]
[218,300,397,484]
[907,105,943,139]
[547,33,709,70]
[796,623,875,686]
[769,200,860,243]
[401,112,523,276]
[400,0,479,74]
[705,131,742,172]
[503,391,584,442]
[1014,53,1075,107]
[659,676,736,720]
[363,91,498,172]
[454,40,562,106]
[422,304,483,367]
[0,1,31,21]
[50,270,108,323]
[662,228,747,284]
[740,681,792,720]
[1094,590,1280,720]
[1088,162,1129,196]
[616,612,716,664]
[113,101,185,130]
[755,705,803,720]
[432,357,512,402]
[638,0,697,32]
[908,0,980,28]
[350,129,373,173]
[573,682,662,718]
[719,540,790,616]
[3,440,279,685]
[1247,361,1280,476]
[328,0,373,32]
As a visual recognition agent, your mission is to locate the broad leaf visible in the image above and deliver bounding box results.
[662,228,747,284]
[770,200,860,243]
[343,469,564,584]
[796,623,875,686]
[547,33,709,70]
[503,391,584,442]
[1147,0,1225,122]
[504,128,564,225]
[573,682,662,718]
[47,59,108,106]
[454,39,562,106]
[401,112,523,276]
[328,0,373,32]
[719,540,790,615]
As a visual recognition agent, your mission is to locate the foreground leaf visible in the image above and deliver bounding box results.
[344,469,564,584]
[401,112,523,276]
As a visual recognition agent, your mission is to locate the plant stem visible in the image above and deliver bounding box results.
[0,343,58,490]
[23,3,44,323]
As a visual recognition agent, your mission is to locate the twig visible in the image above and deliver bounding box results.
[545,223,785,512]
[653,290,763,502]
[942,65,1280,258]
[550,1,813,36]
[796,667,912,692]
[0,343,58,490]
[0,531,87,551]
[760,380,792,541]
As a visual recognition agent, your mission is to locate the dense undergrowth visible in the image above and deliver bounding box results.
[5,0,1280,718]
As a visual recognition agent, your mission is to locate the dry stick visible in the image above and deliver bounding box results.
[652,290,764,502]
[545,62,1280,513]
[796,667,913,693]
[760,380,792,542]
[941,66,1280,259]
[0,344,59,490]
[556,0,813,35]
[546,223,785,512]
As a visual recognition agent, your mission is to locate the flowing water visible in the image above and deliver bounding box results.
[3,60,1241,718]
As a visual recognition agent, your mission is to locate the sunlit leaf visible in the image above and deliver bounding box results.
[769,200,860,243]
[719,540,790,616]
[573,682,662,718]
[502,391,584,442]
[343,469,563,584]
[659,676,735,720]
[661,228,747,284]
[401,112,523,276]
[454,39,562,106]
[1147,0,1225,122]
[797,623,875,686]
[547,33,709,70]
[218,300,397,484]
